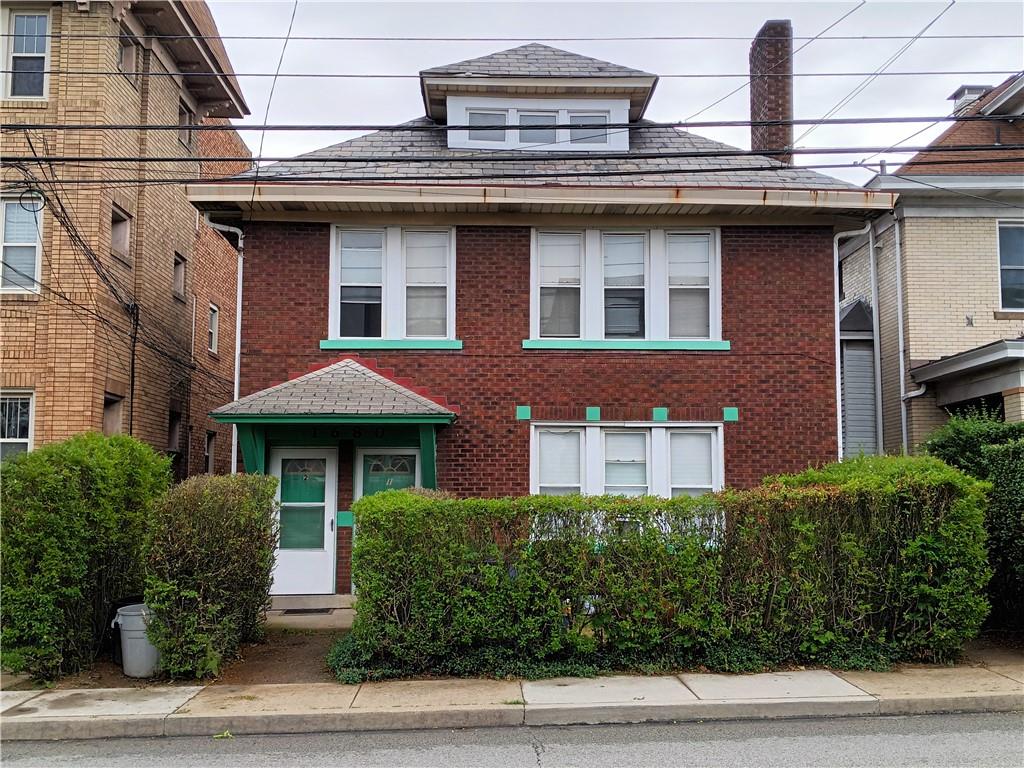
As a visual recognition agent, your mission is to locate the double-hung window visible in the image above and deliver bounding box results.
[0,391,33,460]
[329,226,456,342]
[532,423,721,498]
[1,197,41,292]
[6,11,48,98]
[530,228,721,344]
[998,221,1024,310]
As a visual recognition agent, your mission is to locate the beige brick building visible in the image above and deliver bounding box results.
[839,77,1024,453]
[1,1,250,475]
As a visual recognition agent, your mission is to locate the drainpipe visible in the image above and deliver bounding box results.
[893,214,911,453]
[834,221,872,461]
[203,214,245,473]
[867,223,884,456]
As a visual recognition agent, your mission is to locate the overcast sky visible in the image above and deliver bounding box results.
[208,0,1023,184]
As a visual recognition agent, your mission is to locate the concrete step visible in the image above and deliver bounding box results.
[271,594,355,611]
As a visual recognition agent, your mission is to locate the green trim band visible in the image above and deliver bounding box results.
[585,406,601,421]
[213,414,454,425]
[320,339,463,350]
[652,407,669,422]
[723,407,739,422]
[515,405,532,420]
[522,339,731,351]
[336,511,354,527]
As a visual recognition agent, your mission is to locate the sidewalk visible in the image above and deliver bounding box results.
[2,655,1021,741]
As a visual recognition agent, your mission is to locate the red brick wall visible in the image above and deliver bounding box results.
[240,222,838,501]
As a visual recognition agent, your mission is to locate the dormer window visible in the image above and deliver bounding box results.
[448,96,629,151]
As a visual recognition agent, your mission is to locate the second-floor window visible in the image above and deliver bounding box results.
[1,197,41,292]
[329,227,456,341]
[998,221,1023,310]
[6,12,48,98]
[172,252,186,297]
[531,228,721,342]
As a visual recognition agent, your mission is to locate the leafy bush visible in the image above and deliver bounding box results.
[145,474,278,678]
[924,413,1024,629]
[979,440,1024,628]
[1,434,170,679]
[328,457,989,682]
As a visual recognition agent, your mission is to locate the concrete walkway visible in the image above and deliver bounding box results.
[2,660,1021,741]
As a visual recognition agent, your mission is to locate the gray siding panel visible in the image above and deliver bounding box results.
[842,340,878,456]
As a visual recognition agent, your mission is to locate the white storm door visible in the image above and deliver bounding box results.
[270,448,338,595]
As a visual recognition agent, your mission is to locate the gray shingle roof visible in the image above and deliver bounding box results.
[212,358,456,418]
[420,43,654,78]
[243,118,858,190]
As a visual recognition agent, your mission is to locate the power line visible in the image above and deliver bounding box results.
[6,113,1014,133]
[2,68,1017,79]
[687,2,867,122]
[7,142,1021,166]
[793,1,957,146]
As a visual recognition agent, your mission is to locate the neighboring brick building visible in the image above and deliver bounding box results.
[189,25,893,597]
[0,1,250,474]
[840,75,1024,454]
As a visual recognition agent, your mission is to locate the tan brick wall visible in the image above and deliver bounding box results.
[1,2,248,474]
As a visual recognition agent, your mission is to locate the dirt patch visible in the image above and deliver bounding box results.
[57,659,197,689]
[214,629,345,685]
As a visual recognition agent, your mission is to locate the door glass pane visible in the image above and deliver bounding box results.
[669,288,710,338]
[363,454,417,495]
[406,286,447,337]
[279,506,325,549]
[670,432,713,487]
[468,111,506,142]
[280,458,326,503]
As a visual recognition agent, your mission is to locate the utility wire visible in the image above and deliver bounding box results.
[3,32,1020,41]
[793,1,957,146]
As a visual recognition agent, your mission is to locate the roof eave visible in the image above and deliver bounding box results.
[910,339,1024,383]
[211,413,456,424]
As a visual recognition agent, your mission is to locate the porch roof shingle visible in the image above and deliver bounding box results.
[211,358,456,419]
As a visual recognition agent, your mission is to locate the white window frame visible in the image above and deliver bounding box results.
[602,428,651,496]
[204,430,216,474]
[208,302,219,353]
[530,228,722,341]
[2,8,50,100]
[353,447,422,500]
[328,225,456,341]
[1,196,43,294]
[172,251,186,297]
[601,231,650,340]
[447,96,629,151]
[529,421,725,498]
[0,389,35,456]
[997,219,1024,312]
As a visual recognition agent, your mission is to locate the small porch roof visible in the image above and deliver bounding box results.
[910,339,1024,408]
[211,358,458,424]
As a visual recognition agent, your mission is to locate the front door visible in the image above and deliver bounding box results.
[270,448,338,595]
[355,450,420,500]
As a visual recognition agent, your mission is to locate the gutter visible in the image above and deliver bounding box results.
[834,220,873,460]
[203,214,245,473]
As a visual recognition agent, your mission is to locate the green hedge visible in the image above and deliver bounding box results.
[924,413,1024,629]
[145,474,278,678]
[328,456,990,682]
[0,434,170,679]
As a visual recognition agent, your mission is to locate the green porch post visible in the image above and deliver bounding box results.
[236,424,266,474]
[418,424,437,489]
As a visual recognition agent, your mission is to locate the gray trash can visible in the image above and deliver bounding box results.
[111,603,160,678]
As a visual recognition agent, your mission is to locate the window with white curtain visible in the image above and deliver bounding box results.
[532,424,721,497]
[538,232,582,338]
[329,227,455,340]
[0,391,33,459]
[537,428,583,495]
[1,198,41,291]
[531,228,720,341]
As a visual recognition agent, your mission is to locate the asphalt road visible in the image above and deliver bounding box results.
[3,713,1023,767]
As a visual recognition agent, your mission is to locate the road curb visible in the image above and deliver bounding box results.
[2,693,1021,741]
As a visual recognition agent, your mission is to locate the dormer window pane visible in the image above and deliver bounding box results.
[570,114,609,144]
[519,112,557,144]
[468,111,507,142]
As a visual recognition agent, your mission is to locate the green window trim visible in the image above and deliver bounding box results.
[723,407,739,422]
[521,339,731,351]
[336,511,354,527]
[320,339,463,351]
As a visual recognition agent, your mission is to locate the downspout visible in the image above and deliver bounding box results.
[203,214,245,473]
[834,221,872,461]
[867,223,884,455]
[892,214,916,453]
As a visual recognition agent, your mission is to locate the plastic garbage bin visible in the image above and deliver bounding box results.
[111,603,160,678]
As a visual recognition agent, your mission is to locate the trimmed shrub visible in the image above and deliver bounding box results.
[1,434,170,679]
[328,457,989,682]
[924,413,1024,629]
[145,474,278,678]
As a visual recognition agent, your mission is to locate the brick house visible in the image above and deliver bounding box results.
[190,23,892,597]
[839,75,1024,455]
[0,1,250,476]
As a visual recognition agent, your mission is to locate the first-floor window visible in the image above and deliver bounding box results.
[404,230,449,337]
[998,221,1024,310]
[532,423,721,498]
[0,392,32,459]
[2,197,41,291]
[339,229,384,337]
[205,431,216,474]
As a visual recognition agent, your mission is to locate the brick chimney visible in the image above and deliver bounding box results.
[749,19,794,164]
